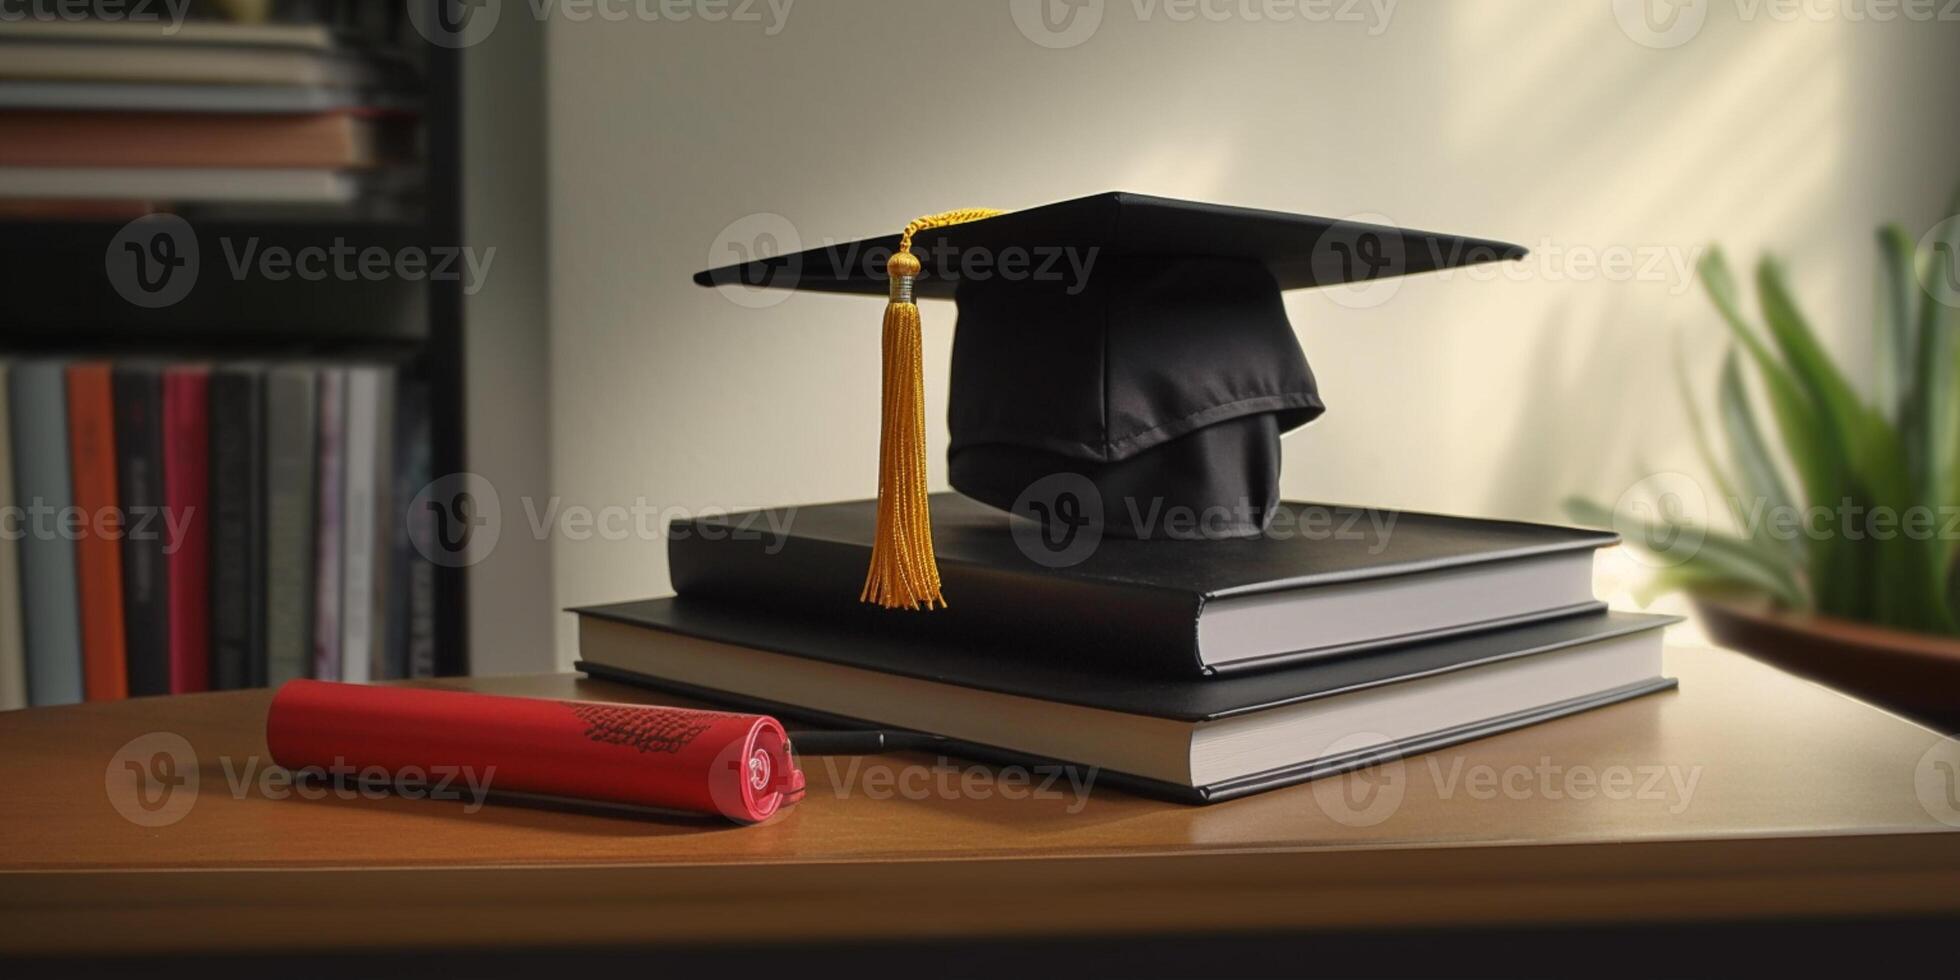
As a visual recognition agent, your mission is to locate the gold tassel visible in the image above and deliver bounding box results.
[861,208,1003,610]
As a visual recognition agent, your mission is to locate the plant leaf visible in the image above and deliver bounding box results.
[1697,251,1835,511]
[1703,250,1860,613]
[1564,497,1806,609]
[1700,248,1780,373]
[1913,191,1960,626]
[1672,340,1744,522]
[1757,255,1870,438]
[1754,256,1915,622]
[1910,191,1960,533]
[1874,225,1916,424]
[1902,221,1958,502]
[1717,347,1805,570]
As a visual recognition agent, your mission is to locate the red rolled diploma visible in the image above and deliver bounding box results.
[266,680,804,823]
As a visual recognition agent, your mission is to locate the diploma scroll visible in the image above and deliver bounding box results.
[266,680,804,823]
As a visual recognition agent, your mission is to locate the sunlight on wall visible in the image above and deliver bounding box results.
[542,3,1956,664]
[1440,7,1851,525]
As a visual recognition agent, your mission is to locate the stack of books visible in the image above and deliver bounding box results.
[573,494,1676,803]
[0,16,418,215]
[0,358,433,710]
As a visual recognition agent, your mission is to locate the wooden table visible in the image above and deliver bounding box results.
[4,644,1960,961]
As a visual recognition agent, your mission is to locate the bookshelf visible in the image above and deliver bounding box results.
[0,1,473,687]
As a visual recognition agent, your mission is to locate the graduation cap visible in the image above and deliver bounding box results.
[694,192,1525,610]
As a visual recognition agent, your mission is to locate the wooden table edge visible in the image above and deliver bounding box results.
[6,830,1959,956]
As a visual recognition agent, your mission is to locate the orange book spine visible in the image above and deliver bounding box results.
[67,363,128,702]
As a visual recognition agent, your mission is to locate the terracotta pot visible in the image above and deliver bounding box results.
[1693,595,1960,733]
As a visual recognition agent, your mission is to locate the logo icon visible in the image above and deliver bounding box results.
[105,732,200,828]
[1310,733,1406,828]
[1915,214,1960,310]
[1612,0,1707,49]
[1611,471,1708,568]
[707,212,804,309]
[408,0,503,49]
[1313,214,1407,310]
[1010,0,1105,49]
[409,472,502,568]
[105,214,198,309]
[1915,737,1960,828]
[1009,472,1104,568]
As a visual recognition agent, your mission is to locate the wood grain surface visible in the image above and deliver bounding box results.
[3,644,1958,955]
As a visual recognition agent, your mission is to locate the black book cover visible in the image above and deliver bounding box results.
[573,598,1679,803]
[209,365,266,690]
[579,597,1673,721]
[669,494,1616,677]
[111,365,169,697]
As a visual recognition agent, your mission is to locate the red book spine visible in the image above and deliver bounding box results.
[66,363,127,702]
[265,682,805,823]
[162,367,211,694]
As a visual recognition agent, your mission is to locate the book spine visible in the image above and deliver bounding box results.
[366,369,396,681]
[338,367,383,684]
[263,367,317,686]
[0,44,378,90]
[312,370,346,682]
[0,111,375,169]
[112,366,169,698]
[388,379,432,680]
[0,166,358,205]
[208,367,267,690]
[66,363,127,702]
[0,362,27,710]
[0,80,355,114]
[407,545,436,677]
[9,363,83,706]
[667,518,1206,675]
[162,367,211,695]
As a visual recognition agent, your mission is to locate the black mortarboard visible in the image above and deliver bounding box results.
[694,192,1525,610]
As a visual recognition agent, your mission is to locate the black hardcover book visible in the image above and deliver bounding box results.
[111,365,169,697]
[669,494,1616,677]
[574,598,1678,803]
[209,364,267,690]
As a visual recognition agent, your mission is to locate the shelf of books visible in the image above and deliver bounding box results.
[0,2,469,709]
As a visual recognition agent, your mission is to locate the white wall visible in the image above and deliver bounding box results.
[540,1,1960,666]
[463,10,555,674]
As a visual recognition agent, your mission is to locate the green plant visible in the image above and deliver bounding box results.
[1568,193,1960,638]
